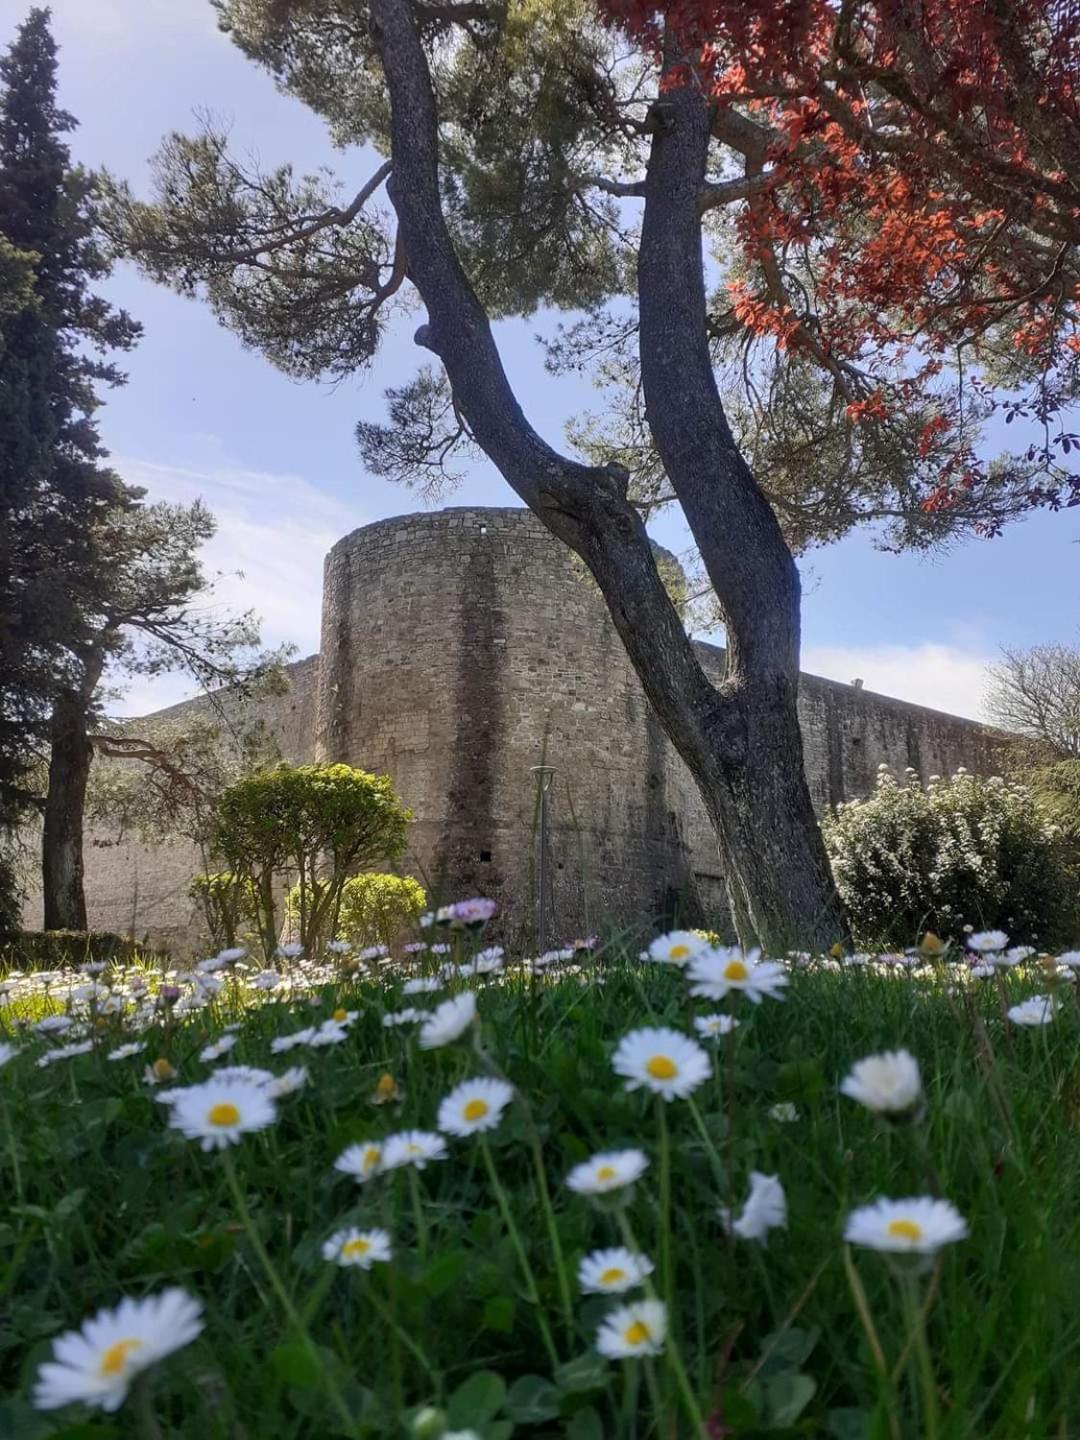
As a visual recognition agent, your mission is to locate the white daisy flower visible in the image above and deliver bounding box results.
[418,992,477,1050]
[167,1081,278,1151]
[1007,995,1057,1026]
[402,977,442,995]
[36,1041,93,1068]
[0,1042,18,1068]
[844,1196,968,1255]
[611,1027,711,1101]
[437,1077,515,1137]
[195,957,226,975]
[143,1058,178,1086]
[769,1102,799,1123]
[720,1172,787,1242]
[268,1066,309,1097]
[1057,951,1080,969]
[693,1013,739,1039]
[566,1149,649,1195]
[687,948,789,1004]
[252,972,279,990]
[839,1049,923,1119]
[270,1027,317,1054]
[277,942,304,959]
[995,945,1035,968]
[78,961,108,976]
[211,1065,275,1087]
[647,931,709,967]
[107,1043,143,1061]
[216,946,247,963]
[321,1226,392,1269]
[968,930,1009,954]
[578,1247,654,1294]
[326,940,352,954]
[334,1140,384,1184]
[969,961,995,979]
[309,1021,350,1048]
[32,1288,203,1413]
[36,1015,73,1035]
[199,1035,237,1063]
[383,1008,426,1027]
[595,1299,667,1359]
[456,947,505,977]
[381,1129,448,1171]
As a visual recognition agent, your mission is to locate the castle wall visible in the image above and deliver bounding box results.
[52,506,1004,953]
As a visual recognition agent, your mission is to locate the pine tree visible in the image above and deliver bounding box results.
[0,7,139,914]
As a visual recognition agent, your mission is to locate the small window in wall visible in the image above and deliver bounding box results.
[479,849,492,863]
[479,524,488,535]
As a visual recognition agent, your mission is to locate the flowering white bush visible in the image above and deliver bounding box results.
[822,766,1078,950]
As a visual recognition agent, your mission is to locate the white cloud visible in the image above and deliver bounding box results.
[802,643,993,722]
[110,455,360,716]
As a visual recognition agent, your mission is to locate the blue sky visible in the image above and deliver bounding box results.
[36,0,1080,720]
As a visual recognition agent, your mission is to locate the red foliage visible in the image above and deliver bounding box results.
[601,0,1080,517]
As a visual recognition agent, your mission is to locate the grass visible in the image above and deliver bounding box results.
[2,935,1080,1438]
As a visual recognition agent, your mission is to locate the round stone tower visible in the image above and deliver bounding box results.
[315,506,697,940]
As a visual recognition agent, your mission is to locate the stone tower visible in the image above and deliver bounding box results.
[316,507,696,939]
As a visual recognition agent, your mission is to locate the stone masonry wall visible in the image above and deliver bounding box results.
[58,506,1002,953]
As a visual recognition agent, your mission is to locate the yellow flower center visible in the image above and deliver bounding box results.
[623,1320,651,1346]
[407,1143,422,1155]
[723,960,749,982]
[463,1098,489,1122]
[332,1008,348,1022]
[596,1165,616,1182]
[342,1237,371,1258]
[374,1073,396,1099]
[99,1338,142,1377]
[365,1146,381,1168]
[887,1218,923,1242]
[208,1102,241,1127]
[669,944,689,961]
[152,1057,173,1079]
[599,1267,627,1287]
[646,1054,678,1080]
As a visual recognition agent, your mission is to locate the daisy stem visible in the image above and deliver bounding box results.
[133,1374,163,1440]
[841,1246,901,1440]
[479,1136,559,1372]
[900,1273,939,1440]
[222,1152,357,1437]
[1,1101,23,1207]
[685,1096,726,1188]
[407,1167,428,1260]
[526,1124,575,1340]
[621,1358,640,1440]
[656,1098,674,1314]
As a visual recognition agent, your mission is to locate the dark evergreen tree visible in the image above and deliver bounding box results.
[0,7,139,919]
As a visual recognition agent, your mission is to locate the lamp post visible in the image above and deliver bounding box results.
[530,765,557,957]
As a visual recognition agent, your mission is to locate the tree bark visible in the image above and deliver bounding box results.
[369,0,847,950]
[42,652,103,931]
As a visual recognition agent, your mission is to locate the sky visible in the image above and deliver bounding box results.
[29,0,1080,722]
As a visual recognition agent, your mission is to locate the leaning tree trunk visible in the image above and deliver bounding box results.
[42,689,95,931]
[370,0,847,951]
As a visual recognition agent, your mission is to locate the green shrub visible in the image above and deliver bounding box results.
[188,871,257,950]
[0,930,128,972]
[336,871,426,949]
[822,765,1080,950]
[214,763,411,958]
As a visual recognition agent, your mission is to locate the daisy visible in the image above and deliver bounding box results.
[199,1035,237,1063]
[437,1077,514,1137]
[329,1008,359,1026]
[578,1247,654,1295]
[36,1015,73,1035]
[418,992,477,1050]
[693,1013,739,1039]
[383,1008,426,1027]
[1057,951,1080,969]
[647,930,709,967]
[277,943,304,959]
[167,1080,278,1151]
[268,1066,309,1097]
[686,949,789,1004]
[32,1288,204,1413]
[844,1196,968,1255]
[769,1102,799,1123]
[996,946,1035,968]
[381,1129,448,1171]
[143,1058,177,1086]
[310,1020,350,1047]
[36,1041,93,1068]
[403,977,442,995]
[270,1027,317,1054]
[566,1149,649,1195]
[1007,995,1057,1026]
[402,942,428,955]
[0,1042,17,1068]
[457,947,505,977]
[211,1065,275,1087]
[611,1026,711,1101]
[334,1140,384,1183]
[968,930,1009,954]
[321,1226,392,1269]
[107,1043,143,1061]
[720,1172,787,1242]
[252,972,279,990]
[969,961,995,979]
[839,1049,923,1119]
[326,940,352,954]
[78,961,108,976]
[216,946,247,963]
[595,1299,667,1359]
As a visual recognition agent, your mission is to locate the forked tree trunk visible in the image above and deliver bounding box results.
[42,690,94,931]
[370,0,847,951]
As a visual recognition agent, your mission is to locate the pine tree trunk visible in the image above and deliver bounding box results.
[41,689,94,931]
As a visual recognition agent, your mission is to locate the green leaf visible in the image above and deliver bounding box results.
[421,1248,469,1297]
[504,1375,562,1423]
[270,1341,322,1389]
[827,1408,872,1440]
[756,1325,821,1376]
[0,1401,53,1440]
[715,1387,760,1431]
[555,1351,610,1394]
[481,1294,516,1333]
[775,1057,826,1102]
[447,1371,508,1426]
[566,1407,604,1440]
[763,1372,817,1426]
